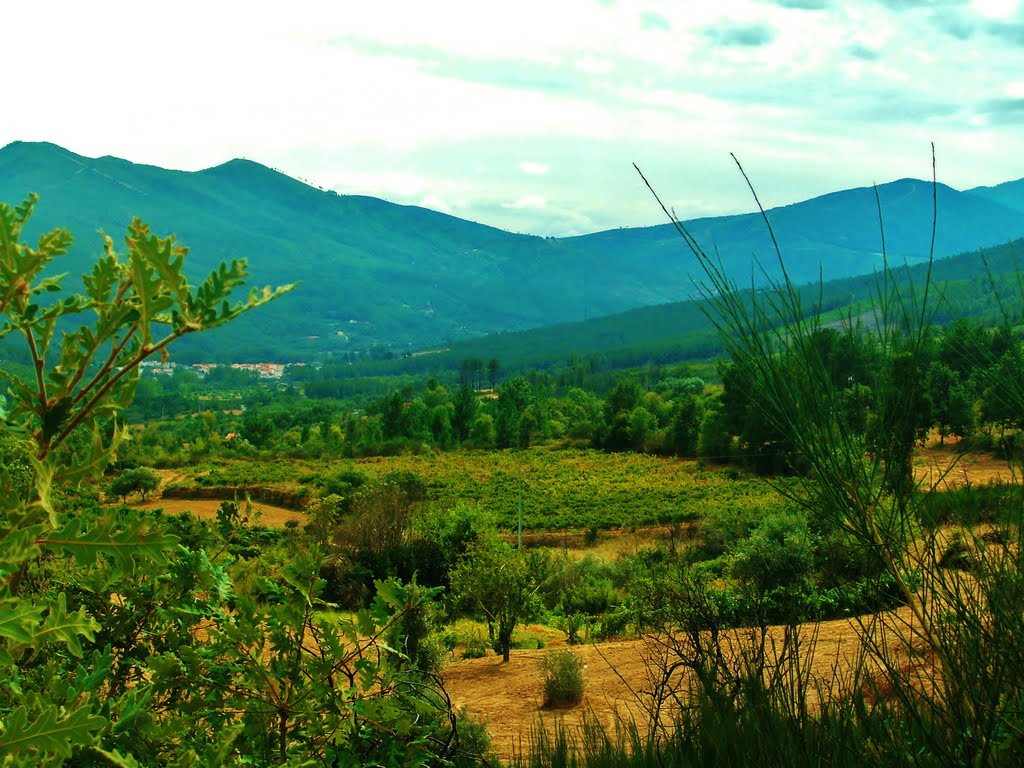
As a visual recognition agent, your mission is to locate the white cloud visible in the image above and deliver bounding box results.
[502,196,547,209]
[575,55,615,75]
[973,0,1020,19]
[518,161,550,175]
[2,0,1023,234]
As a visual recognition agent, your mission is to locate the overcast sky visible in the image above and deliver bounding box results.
[4,0,1024,235]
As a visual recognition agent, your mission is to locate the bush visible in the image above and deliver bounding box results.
[461,633,489,660]
[696,505,759,559]
[539,648,586,708]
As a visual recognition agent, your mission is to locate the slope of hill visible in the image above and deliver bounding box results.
[567,178,1024,290]
[0,142,589,361]
[2,140,1022,362]
[329,235,1024,380]
[966,178,1024,215]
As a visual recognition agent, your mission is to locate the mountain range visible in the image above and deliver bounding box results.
[1,140,1022,362]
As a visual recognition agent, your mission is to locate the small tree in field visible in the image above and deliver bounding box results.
[108,466,160,503]
[451,534,541,662]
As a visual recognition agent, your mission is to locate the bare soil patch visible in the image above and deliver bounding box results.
[132,497,304,527]
[443,607,915,761]
[127,469,305,527]
[915,442,1018,489]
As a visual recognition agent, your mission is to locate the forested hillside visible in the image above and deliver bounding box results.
[3,140,1022,363]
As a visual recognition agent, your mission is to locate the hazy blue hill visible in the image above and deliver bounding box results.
[2,140,1022,363]
[0,142,607,359]
[568,179,1024,290]
[377,235,1024,378]
[966,178,1024,215]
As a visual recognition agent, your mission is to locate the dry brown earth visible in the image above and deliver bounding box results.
[132,496,304,527]
[443,607,919,761]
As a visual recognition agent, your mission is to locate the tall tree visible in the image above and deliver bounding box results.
[451,385,479,442]
[487,357,501,390]
[494,376,533,449]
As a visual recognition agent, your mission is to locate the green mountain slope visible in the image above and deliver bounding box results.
[2,141,1022,363]
[568,178,1024,289]
[966,178,1024,215]
[356,236,1024,379]
[0,142,592,360]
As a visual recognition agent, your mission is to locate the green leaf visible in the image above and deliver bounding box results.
[0,703,105,764]
[91,747,141,768]
[0,597,45,646]
[0,521,45,573]
[40,515,179,572]
[32,592,99,658]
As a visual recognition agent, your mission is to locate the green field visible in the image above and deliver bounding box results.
[177,448,789,530]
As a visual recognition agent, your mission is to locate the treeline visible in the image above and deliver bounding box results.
[121,315,1023,476]
[721,317,1024,473]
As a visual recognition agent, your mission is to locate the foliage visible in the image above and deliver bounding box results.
[106,466,160,503]
[0,197,489,766]
[610,158,1024,767]
[450,534,543,662]
[165,449,787,532]
[538,649,586,708]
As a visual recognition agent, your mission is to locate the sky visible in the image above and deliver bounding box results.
[4,0,1024,236]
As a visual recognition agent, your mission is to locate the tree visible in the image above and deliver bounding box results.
[946,383,977,441]
[0,195,292,763]
[450,535,541,662]
[494,376,533,449]
[667,394,703,456]
[380,390,405,439]
[451,384,479,441]
[459,357,484,389]
[718,357,796,473]
[926,361,959,445]
[429,404,455,447]
[241,411,276,448]
[487,357,501,390]
[627,405,658,451]
[108,466,160,503]
[938,318,989,378]
[467,412,496,447]
[875,349,932,496]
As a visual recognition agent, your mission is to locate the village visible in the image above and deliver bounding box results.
[138,360,309,380]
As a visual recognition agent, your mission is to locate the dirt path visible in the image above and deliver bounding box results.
[443,608,914,761]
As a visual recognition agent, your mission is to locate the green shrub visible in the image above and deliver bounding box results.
[539,648,586,708]
[730,511,816,594]
[696,505,759,559]
[461,632,489,660]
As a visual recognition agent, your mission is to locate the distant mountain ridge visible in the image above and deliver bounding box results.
[1,140,1021,362]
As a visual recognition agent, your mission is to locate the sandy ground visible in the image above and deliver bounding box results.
[443,607,922,761]
[915,441,1019,489]
[130,470,305,526]
[132,496,305,527]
